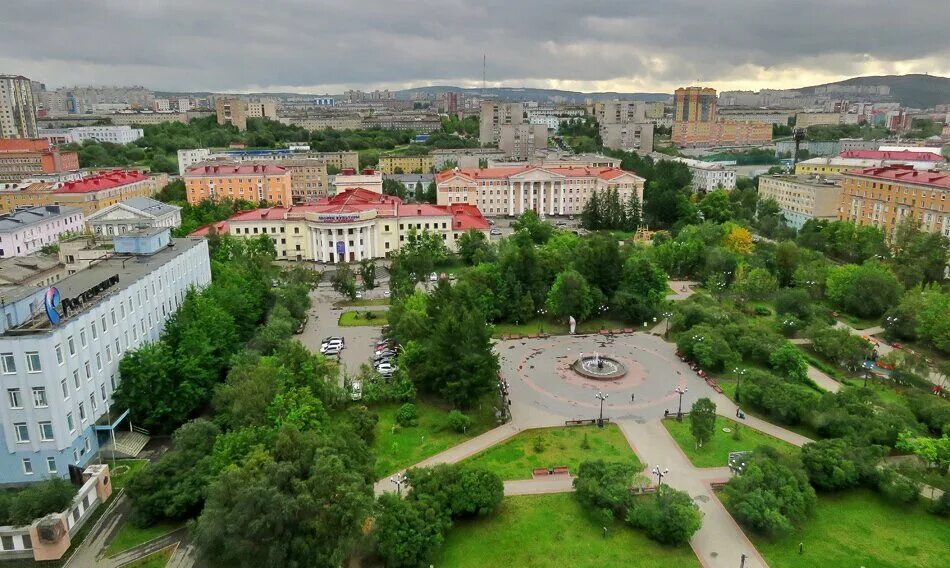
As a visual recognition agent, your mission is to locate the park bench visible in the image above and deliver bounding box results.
[533,468,550,477]
[552,466,570,475]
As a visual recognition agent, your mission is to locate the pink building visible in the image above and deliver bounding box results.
[0,205,84,257]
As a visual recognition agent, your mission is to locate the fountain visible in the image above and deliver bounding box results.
[572,352,627,380]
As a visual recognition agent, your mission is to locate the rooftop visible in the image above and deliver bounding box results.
[839,150,946,162]
[0,256,63,287]
[844,165,950,189]
[55,170,148,194]
[436,165,642,183]
[0,205,82,232]
[185,164,287,176]
[117,197,180,218]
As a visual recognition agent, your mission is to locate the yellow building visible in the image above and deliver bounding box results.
[0,170,164,215]
[674,87,718,123]
[184,164,293,205]
[671,86,771,147]
[795,157,880,177]
[839,165,950,236]
[378,154,433,175]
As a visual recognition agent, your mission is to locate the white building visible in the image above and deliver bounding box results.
[435,165,645,217]
[38,125,144,146]
[0,229,210,483]
[758,175,843,229]
[176,149,212,175]
[0,205,85,258]
[86,197,182,236]
[332,168,383,195]
[649,154,737,192]
[192,188,489,263]
[152,99,170,112]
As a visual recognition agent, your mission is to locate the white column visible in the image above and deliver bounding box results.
[508,181,514,215]
[559,182,565,215]
[518,182,525,215]
[538,181,545,218]
[549,181,556,216]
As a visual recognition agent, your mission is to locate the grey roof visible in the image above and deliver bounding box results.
[384,173,434,184]
[0,256,62,287]
[119,197,181,218]
[0,205,83,233]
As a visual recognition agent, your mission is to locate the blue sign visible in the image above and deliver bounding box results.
[45,287,61,325]
[336,241,346,256]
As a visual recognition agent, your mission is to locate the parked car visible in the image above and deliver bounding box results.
[429,272,438,282]
[350,381,363,401]
[377,362,398,376]
[323,344,342,357]
[320,337,344,353]
[555,220,567,226]
[490,228,502,236]
[356,291,363,299]
[384,290,391,298]
[374,350,396,362]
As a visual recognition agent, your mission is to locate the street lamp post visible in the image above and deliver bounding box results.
[675,386,688,421]
[732,367,747,402]
[662,311,673,340]
[595,391,608,428]
[390,472,409,495]
[652,466,668,486]
[537,308,546,335]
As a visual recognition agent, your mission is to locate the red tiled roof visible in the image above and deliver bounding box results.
[185,164,288,176]
[846,165,950,189]
[435,165,638,183]
[840,150,945,162]
[190,221,229,236]
[54,170,148,194]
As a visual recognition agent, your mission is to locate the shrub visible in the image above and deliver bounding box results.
[533,435,546,453]
[395,403,418,427]
[929,491,950,517]
[877,468,921,504]
[4,478,77,526]
[722,448,816,535]
[573,460,637,518]
[446,410,473,433]
[626,486,703,545]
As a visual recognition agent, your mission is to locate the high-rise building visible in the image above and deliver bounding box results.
[0,139,80,183]
[479,102,525,145]
[671,86,772,148]
[0,75,38,139]
[498,124,548,160]
[214,98,277,131]
[594,101,655,153]
[674,87,718,123]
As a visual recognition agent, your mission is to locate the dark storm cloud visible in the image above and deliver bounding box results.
[1,0,948,92]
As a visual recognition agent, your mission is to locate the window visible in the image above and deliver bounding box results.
[61,378,69,399]
[84,361,91,379]
[22,459,32,475]
[32,387,47,408]
[115,338,120,355]
[1,353,15,374]
[1,535,14,551]
[84,437,91,453]
[39,421,54,441]
[72,449,79,463]
[100,384,106,401]
[111,308,116,325]
[120,303,125,319]
[73,370,80,389]
[68,336,76,356]
[66,412,75,432]
[55,344,64,365]
[80,329,86,348]
[14,422,29,442]
[26,352,41,373]
[78,402,86,422]
[46,457,57,474]
[101,316,107,333]
[91,323,97,340]
[110,374,116,391]
[95,353,102,371]
[106,346,112,362]
[90,393,97,412]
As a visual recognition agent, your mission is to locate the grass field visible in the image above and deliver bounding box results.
[105,521,183,557]
[463,424,639,480]
[123,547,173,568]
[371,399,499,477]
[338,310,389,327]
[740,490,950,568]
[491,318,630,338]
[434,493,700,568]
[333,297,390,308]
[110,459,148,489]
[662,416,798,468]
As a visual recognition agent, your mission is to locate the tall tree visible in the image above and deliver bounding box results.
[689,398,717,448]
[545,269,594,321]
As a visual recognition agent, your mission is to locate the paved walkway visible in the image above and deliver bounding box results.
[504,476,575,496]
[835,321,946,387]
[806,364,842,393]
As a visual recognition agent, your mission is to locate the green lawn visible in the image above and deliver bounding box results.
[492,318,630,338]
[123,547,173,568]
[333,297,390,308]
[105,520,183,557]
[338,310,389,327]
[741,490,950,568]
[662,416,798,468]
[434,493,700,568]
[371,399,498,477]
[463,424,639,480]
[110,459,148,490]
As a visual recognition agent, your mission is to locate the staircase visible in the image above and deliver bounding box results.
[103,427,150,458]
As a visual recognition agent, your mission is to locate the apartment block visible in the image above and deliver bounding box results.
[0,75,38,138]
[215,98,277,131]
[378,154,433,175]
[0,139,80,183]
[758,175,842,229]
[0,205,85,257]
[184,164,293,205]
[839,165,950,237]
[479,102,525,145]
[36,125,143,145]
[671,86,772,148]
[499,124,548,160]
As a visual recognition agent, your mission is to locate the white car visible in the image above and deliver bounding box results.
[350,381,363,401]
[490,228,502,236]
[320,339,344,354]
[429,272,438,282]
[355,291,363,299]
[384,290,391,298]
[377,362,398,375]
[323,345,342,357]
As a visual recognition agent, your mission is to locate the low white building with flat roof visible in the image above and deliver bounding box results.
[86,197,182,236]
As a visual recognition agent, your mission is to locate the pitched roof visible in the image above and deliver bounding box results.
[184,164,288,176]
[435,165,642,183]
[846,165,950,189]
[840,150,945,162]
[54,170,148,194]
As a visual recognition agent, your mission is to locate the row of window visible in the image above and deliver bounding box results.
[19,438,91,476]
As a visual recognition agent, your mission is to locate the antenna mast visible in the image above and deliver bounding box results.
[482,54,486,95]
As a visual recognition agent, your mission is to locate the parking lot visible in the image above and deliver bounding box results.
[486,215,582,241]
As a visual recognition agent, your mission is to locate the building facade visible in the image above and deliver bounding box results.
[479,102,525,145]
[176,148,358,176]
[0,231,210,484]
[498,124,548,160]
[0,76,38,139]
[378,155,433,175]
[85,197,182,236]
[184,164,293,205]
[332,169,383,195]
[594,101,655,153]
[674,87,718,123]
[758,175,843,229]
[430,148,507,169]
[649,154,737,192]
[46,171,165,216]
[0,205,84,258]
[435,165,645,217]
[839,166,950,237]
[192,189,489,263]
[0,139,80,183]
[794,112,860,129]
[37,126,143,145]
[672,86,771,148]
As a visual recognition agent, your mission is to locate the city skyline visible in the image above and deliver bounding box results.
[2,1,949,95]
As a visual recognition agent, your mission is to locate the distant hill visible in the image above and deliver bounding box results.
[795,74,950,109]
[393,85,670,104]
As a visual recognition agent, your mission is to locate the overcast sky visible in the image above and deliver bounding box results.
[2,1,949,94]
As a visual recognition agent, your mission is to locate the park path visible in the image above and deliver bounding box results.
[504,475,575,496]
[835,322,946,387]
[709,392,813,446]
[618,419,770,568]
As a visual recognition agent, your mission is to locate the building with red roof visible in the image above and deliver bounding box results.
[839,165,950,236]
[0,138,80,183]
[190,188,489,262]
[435,165,645,217]
[0,169,165,216]
[184,163,293,206]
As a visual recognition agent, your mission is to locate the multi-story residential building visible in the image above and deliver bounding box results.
[0,228,210,484]
[758,175,843,229]
[46,171,165,217]
[264,158,331,203]
[0,206,84,257]
[0,75,38,139]
[37,125,144,145]
[795,151,947,177]
[431,148,507,169]
[214,98,278,132]
[85,197,182,236]
[0,139,80,183]
[435,165,645,217]
[191,188,489,263]
[593,101,655,152]
[649,154,737,192]
[279,114,363,131]
[176,149,212,175]
[479,102,525,145]
[184,164,293,205]
[839,150,947,169]
[34,85,154,116]
[362,113,441,132]
[672,87,771,147]
[333,168,383,195]
[498,124,548,160]
[378,154,433,175]
[108,111,195,126]
[839,165,950,237]
[794,112,860,129]
[717,108,795,126]
[795,156,880,177]
[176,148,358,176]
[774,140,843,157]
